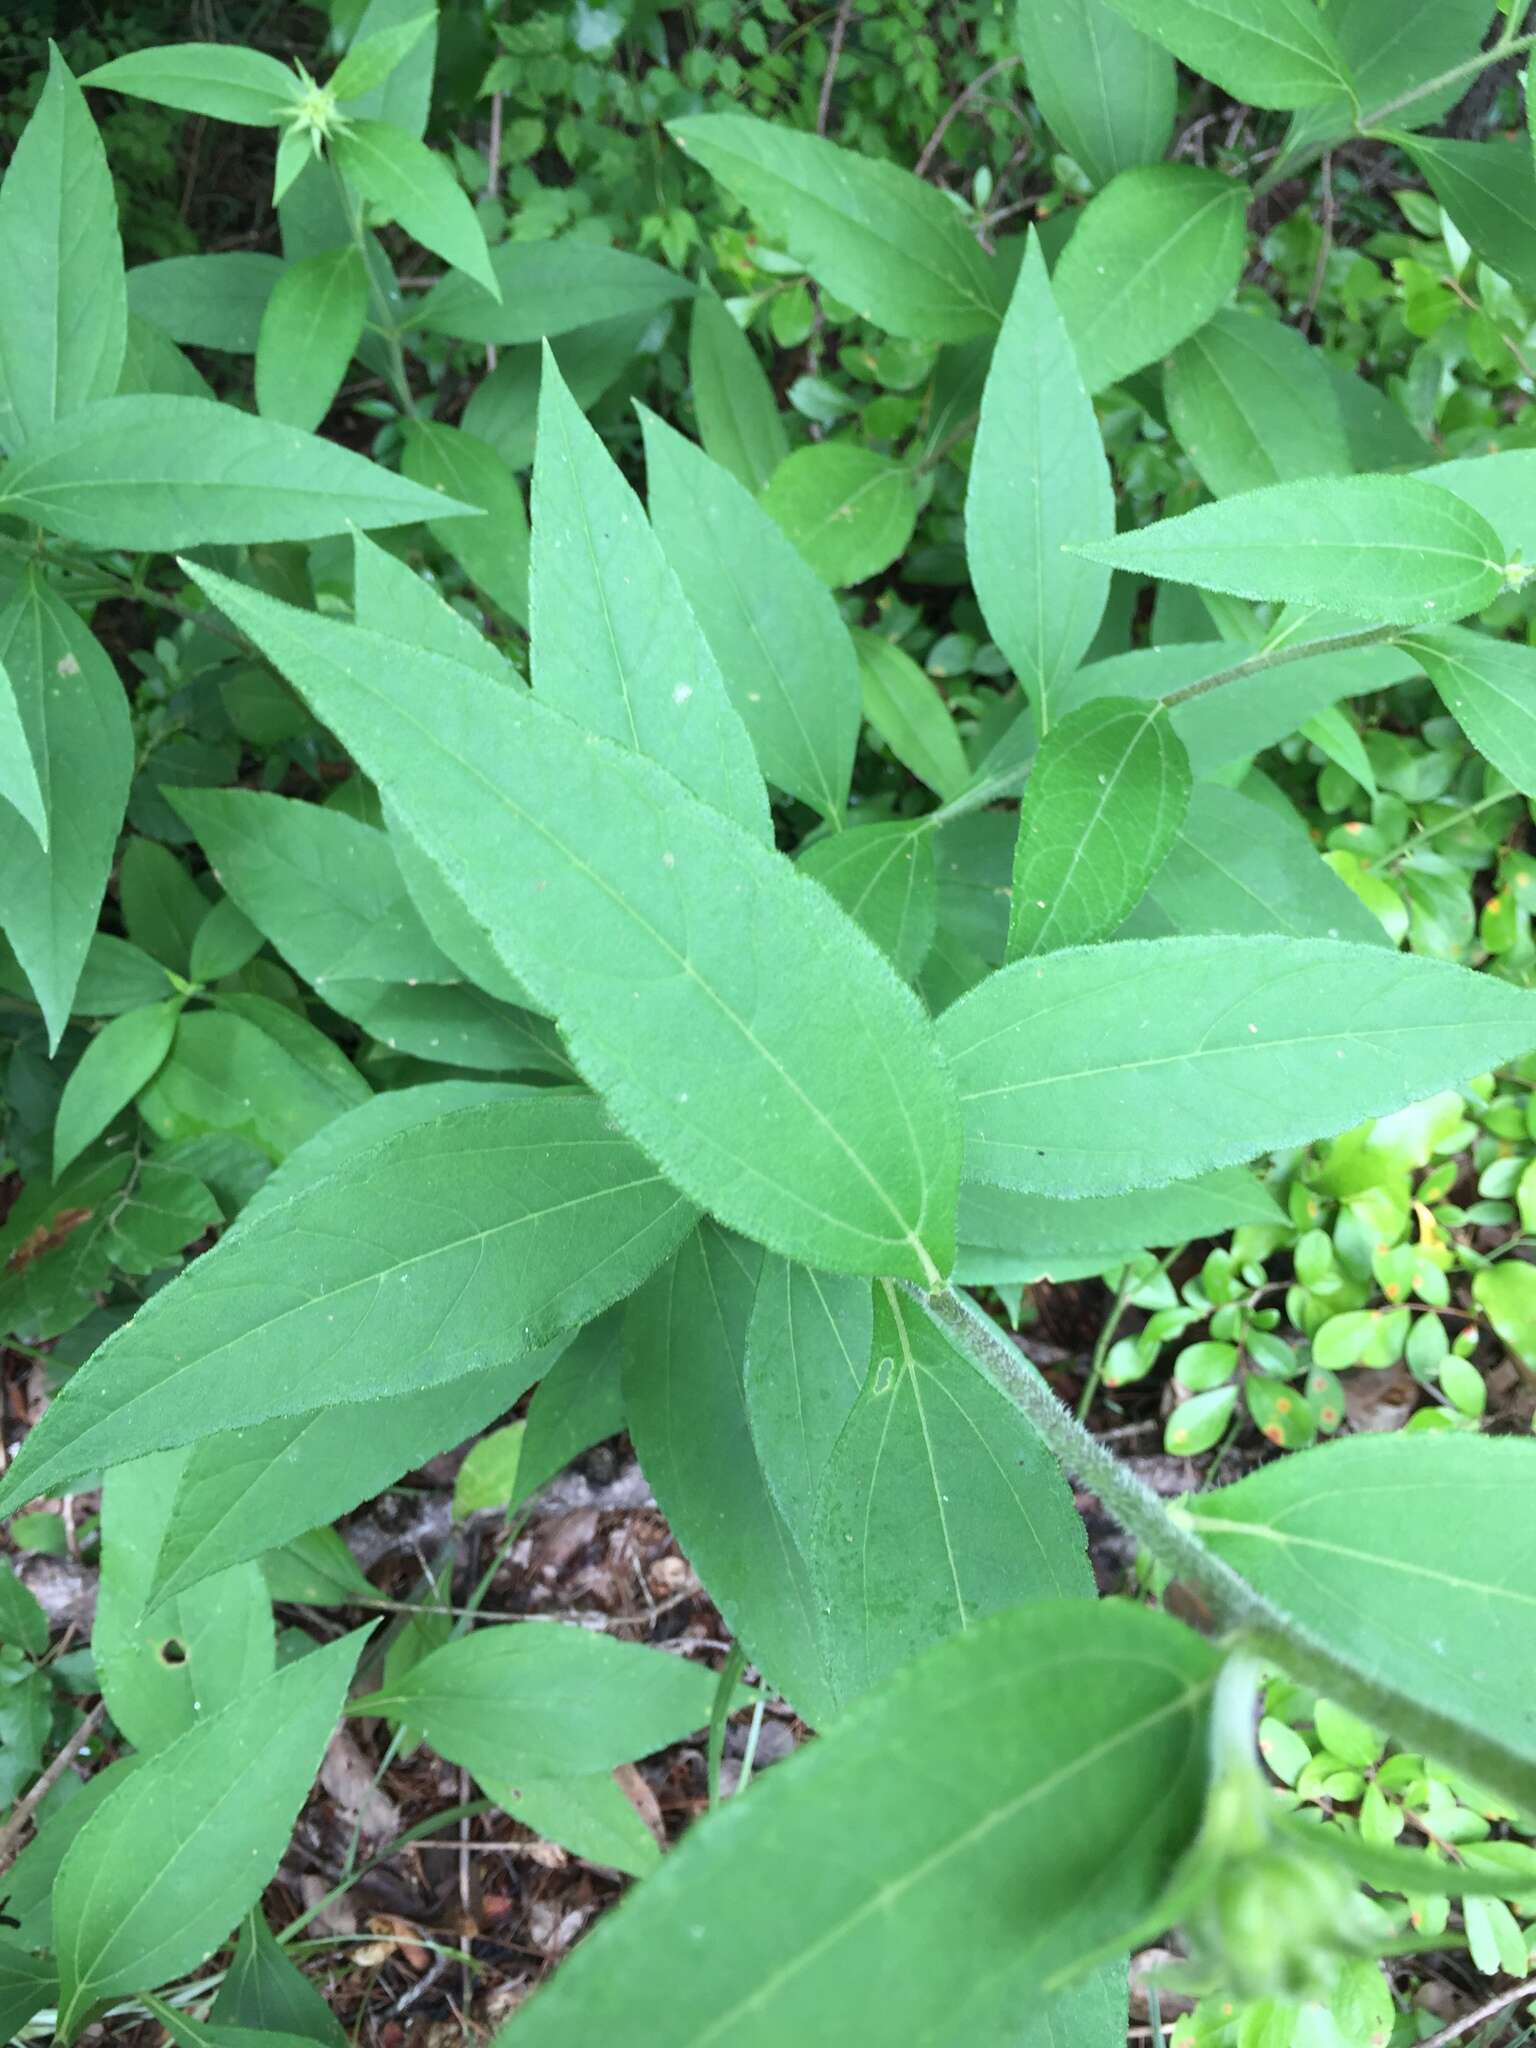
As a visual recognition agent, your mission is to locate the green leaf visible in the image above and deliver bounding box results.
[1399,626,1536,796]
[94,1448,273,1752]
[512,1312,627,1506]
[189,896,264,983]
[183,569,962,1283]
[956,1168,1285,1283]
[0,1095,693,1511]
[1121,782,1388,947]
[119,837,208,973]
[1101,0,1352,107]
[1398,136,1536,298]
[625,1225,836,1727]
[333,121,497,298]
[0,1946,55,2042]
[341,0,436,135]
[116,313,216,401]
[760,445,918,588]
[1013,0,1176,190]
[968,231,1112,718]
[135,1004,368,1163]
[262,1529,379,1609]
[744,1255,870,1537]
[502,1601,1212,2047]
[482,1773,662,1880]
[1471,1260,1536,1369]
[1187,1435,1536,1808]
[641,409,860,823]
[409,239,692,344]
[0,394,472,549]
[813,1283,1091,1698]
[1164,308,1352,498]
[0,1558,47,1658]
[255,246,369,432]
[1007,699,1190,959]
[0,652,46,847]
[153,1355,557,1603]
[54,1629,366,2041]
[531,362,766,835]
[53,998,180,1177]
[0,48,126,451]
[1072,476,1507,624]
[169,786,547,1071]
[354,526,513,681]
[667,113,1005,342]
[209,1909,346,2048]
[853,628,971,799]
[329,9,434,101]
[0,580,132,1047]
[352,1622,724,1782]
[939,934,1536,1197]
[402,420,529,625]
[1415,448,1536,567]
[80,43,298,124]
[798,822,936,979]
[1051,165,1247,395]
[127,253,285,352]
[689,292,788,493]
[1290,0,1495,146]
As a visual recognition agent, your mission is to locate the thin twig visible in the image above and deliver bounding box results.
[816,0,854,135]
[1302,152,1334,332]
[1417,1975,1536,2048]
[914,56,1022,179]
[0,1701,105,1871]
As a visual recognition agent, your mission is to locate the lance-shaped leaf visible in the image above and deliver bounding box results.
[81,43,298,124]
[0,652,45,846]
[1014,0,1175,191]
[54,1630,366,2042]
[0,579,132,1047]
[94,1449,273,1753]
[744,1255,871,1538]
[1186,1435,1536,1809]
[531,360,767,837]
[626,1226,835,1727]
[1072,475,1507,625]
[667,113,1005,342]
[1399,626,1536,795]
[127,253,285,352]
[939,934,1536,1197]
[641,408,860,823]
[408,239,693,344]
[52,998,180,1177]
[1121,782,1389,947]
[812,1284,1092,1698]
[854,628,970,798]
[0,1949,55,2044]
[1102,0,1352,108]
[351,1623,724,1784]
[1008,698,1190,959]
[209,1908,346,2046]
[180,567,962,1283]
[0,1094,696,1511]
[956,1169,1286,1284]
[502,1601,1214,2047]
[967,230,1112,719]
[1051,164,1247,395]
[152,1352,556,1603]
[255,245,369,432]
[332,122,498,298]
[0,48,126,451]
[0,394,475,548]
[689,292,788,493]
[402,420,530,626]
[798,822,936,980]
[1398,136,1536,300]
[1164,308,1351,498]
[169,786,549,1072]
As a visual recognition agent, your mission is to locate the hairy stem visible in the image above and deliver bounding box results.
[1158,624,1403,709]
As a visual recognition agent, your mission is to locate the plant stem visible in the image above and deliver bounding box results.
[1077,1264,1138,1422]
[921,624,1405,830]
[916,1281,1536,1807]
[1158,624,1404,709]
